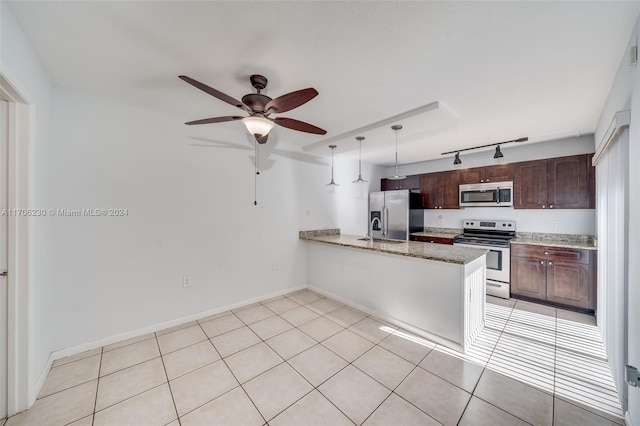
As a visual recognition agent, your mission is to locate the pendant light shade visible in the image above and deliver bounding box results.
[326,144,339,186]
[453,152,462,165]
[352,136,368,183]
[494,145,504,159]
[388,124,406,180]
[242,116,275,138]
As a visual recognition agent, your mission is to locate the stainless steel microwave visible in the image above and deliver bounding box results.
[459,181,513,207]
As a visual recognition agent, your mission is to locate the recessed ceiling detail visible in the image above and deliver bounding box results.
[303,101,457,156]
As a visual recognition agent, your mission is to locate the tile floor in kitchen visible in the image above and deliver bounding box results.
[3,289,623,426]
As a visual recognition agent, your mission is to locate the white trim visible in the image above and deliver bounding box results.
[593,110,631,166]
[44,285,305,368]
[0,73,31,415]
[627,410,633,426]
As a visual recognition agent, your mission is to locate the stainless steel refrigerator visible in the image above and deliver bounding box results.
[369,190,425,240]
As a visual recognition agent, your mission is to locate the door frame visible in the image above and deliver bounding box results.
[0,73,31,415]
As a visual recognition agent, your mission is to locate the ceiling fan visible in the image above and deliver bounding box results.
[179,74,327,144]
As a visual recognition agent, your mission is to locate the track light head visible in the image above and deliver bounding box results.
[453,152,462,165]
[494,145,504,159]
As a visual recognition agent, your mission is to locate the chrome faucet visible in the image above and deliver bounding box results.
[369,217,381,242]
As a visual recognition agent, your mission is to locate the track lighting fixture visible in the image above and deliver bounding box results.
[494,145,503,159]
[353,136,368,184]
[442,137,527,163]
[326,144,339,186]
[453,152,462,165]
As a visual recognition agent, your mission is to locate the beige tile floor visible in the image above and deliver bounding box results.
[3,290,623,426]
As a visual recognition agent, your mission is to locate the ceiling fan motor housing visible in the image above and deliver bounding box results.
[242,93,272,113]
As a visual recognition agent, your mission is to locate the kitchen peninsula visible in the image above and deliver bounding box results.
[300,229,488,353]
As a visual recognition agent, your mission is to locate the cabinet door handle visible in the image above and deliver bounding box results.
[540,260,545,265]
[542,205,546,208]
[549,261,553,265]
[480,179,484,183]
[544,251,549,255]
[550,205,554,209]
[486,179,490,182]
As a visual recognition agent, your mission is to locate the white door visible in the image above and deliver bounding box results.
[0,100,8,419]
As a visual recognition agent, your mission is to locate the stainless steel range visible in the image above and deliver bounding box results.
[453,219,516,299]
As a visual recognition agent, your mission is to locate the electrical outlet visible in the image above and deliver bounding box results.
[183,276,191,288]
[438,214,444,226]
[550,221,558,230]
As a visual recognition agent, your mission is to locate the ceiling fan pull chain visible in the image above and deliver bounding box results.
[254,140,259,205]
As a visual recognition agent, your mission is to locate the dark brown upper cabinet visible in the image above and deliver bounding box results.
[547,155,590,209]
[513,159,548,209]
[459,164,512,184]
[380,174,419,191]
[513,154,593,209]
[419,170,460,209]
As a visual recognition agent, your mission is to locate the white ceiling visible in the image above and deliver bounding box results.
[6,1,639,166]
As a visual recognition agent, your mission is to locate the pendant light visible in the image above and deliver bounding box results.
[494,145,504,159]
[352,136,368,183]
[326,144,339,186]
[388,124,406,180]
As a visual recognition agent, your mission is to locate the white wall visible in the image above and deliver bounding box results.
[0,2,55,405]
[387,135,596,235]
[48,89,382,351]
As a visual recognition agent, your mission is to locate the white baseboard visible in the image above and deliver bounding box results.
[32,285,306,403]
[626,411,633,426]
[28,353,54,410]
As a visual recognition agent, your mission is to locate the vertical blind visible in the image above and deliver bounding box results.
[596,127,629,409]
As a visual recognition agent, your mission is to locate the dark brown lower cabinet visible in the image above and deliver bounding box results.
[511,244,596,311]
[410,235,454,245]
[511,256,547,300]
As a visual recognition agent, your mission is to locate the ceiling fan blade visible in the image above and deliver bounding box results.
[185,116,243,125]
[273,117,327,135]
[255,134,269,144]
[265,88,318,114]
[179,75,250,112]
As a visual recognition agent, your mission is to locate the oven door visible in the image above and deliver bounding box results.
[454,243,511,299]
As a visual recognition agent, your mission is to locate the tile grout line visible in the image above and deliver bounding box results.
[195,320,268,425]
[153,333,181,426]
[455,301,516,425]
[284,295,444,425]
[464,301,551,426]
[358,347,439,426]
[91,347,104,426]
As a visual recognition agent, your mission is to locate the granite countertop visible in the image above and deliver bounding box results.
[411,227,462,239]
[511,232,597,251]
[299,229,487,265]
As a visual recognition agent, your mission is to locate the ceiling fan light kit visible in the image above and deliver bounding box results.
[388,124,406,180]
[242,116,275,138]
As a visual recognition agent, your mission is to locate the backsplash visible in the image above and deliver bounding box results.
[424,207,595,236]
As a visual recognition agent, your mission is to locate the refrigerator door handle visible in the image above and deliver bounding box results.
[384,207,389,237]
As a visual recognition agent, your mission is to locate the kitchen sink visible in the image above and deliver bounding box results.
[357,237,406,244]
